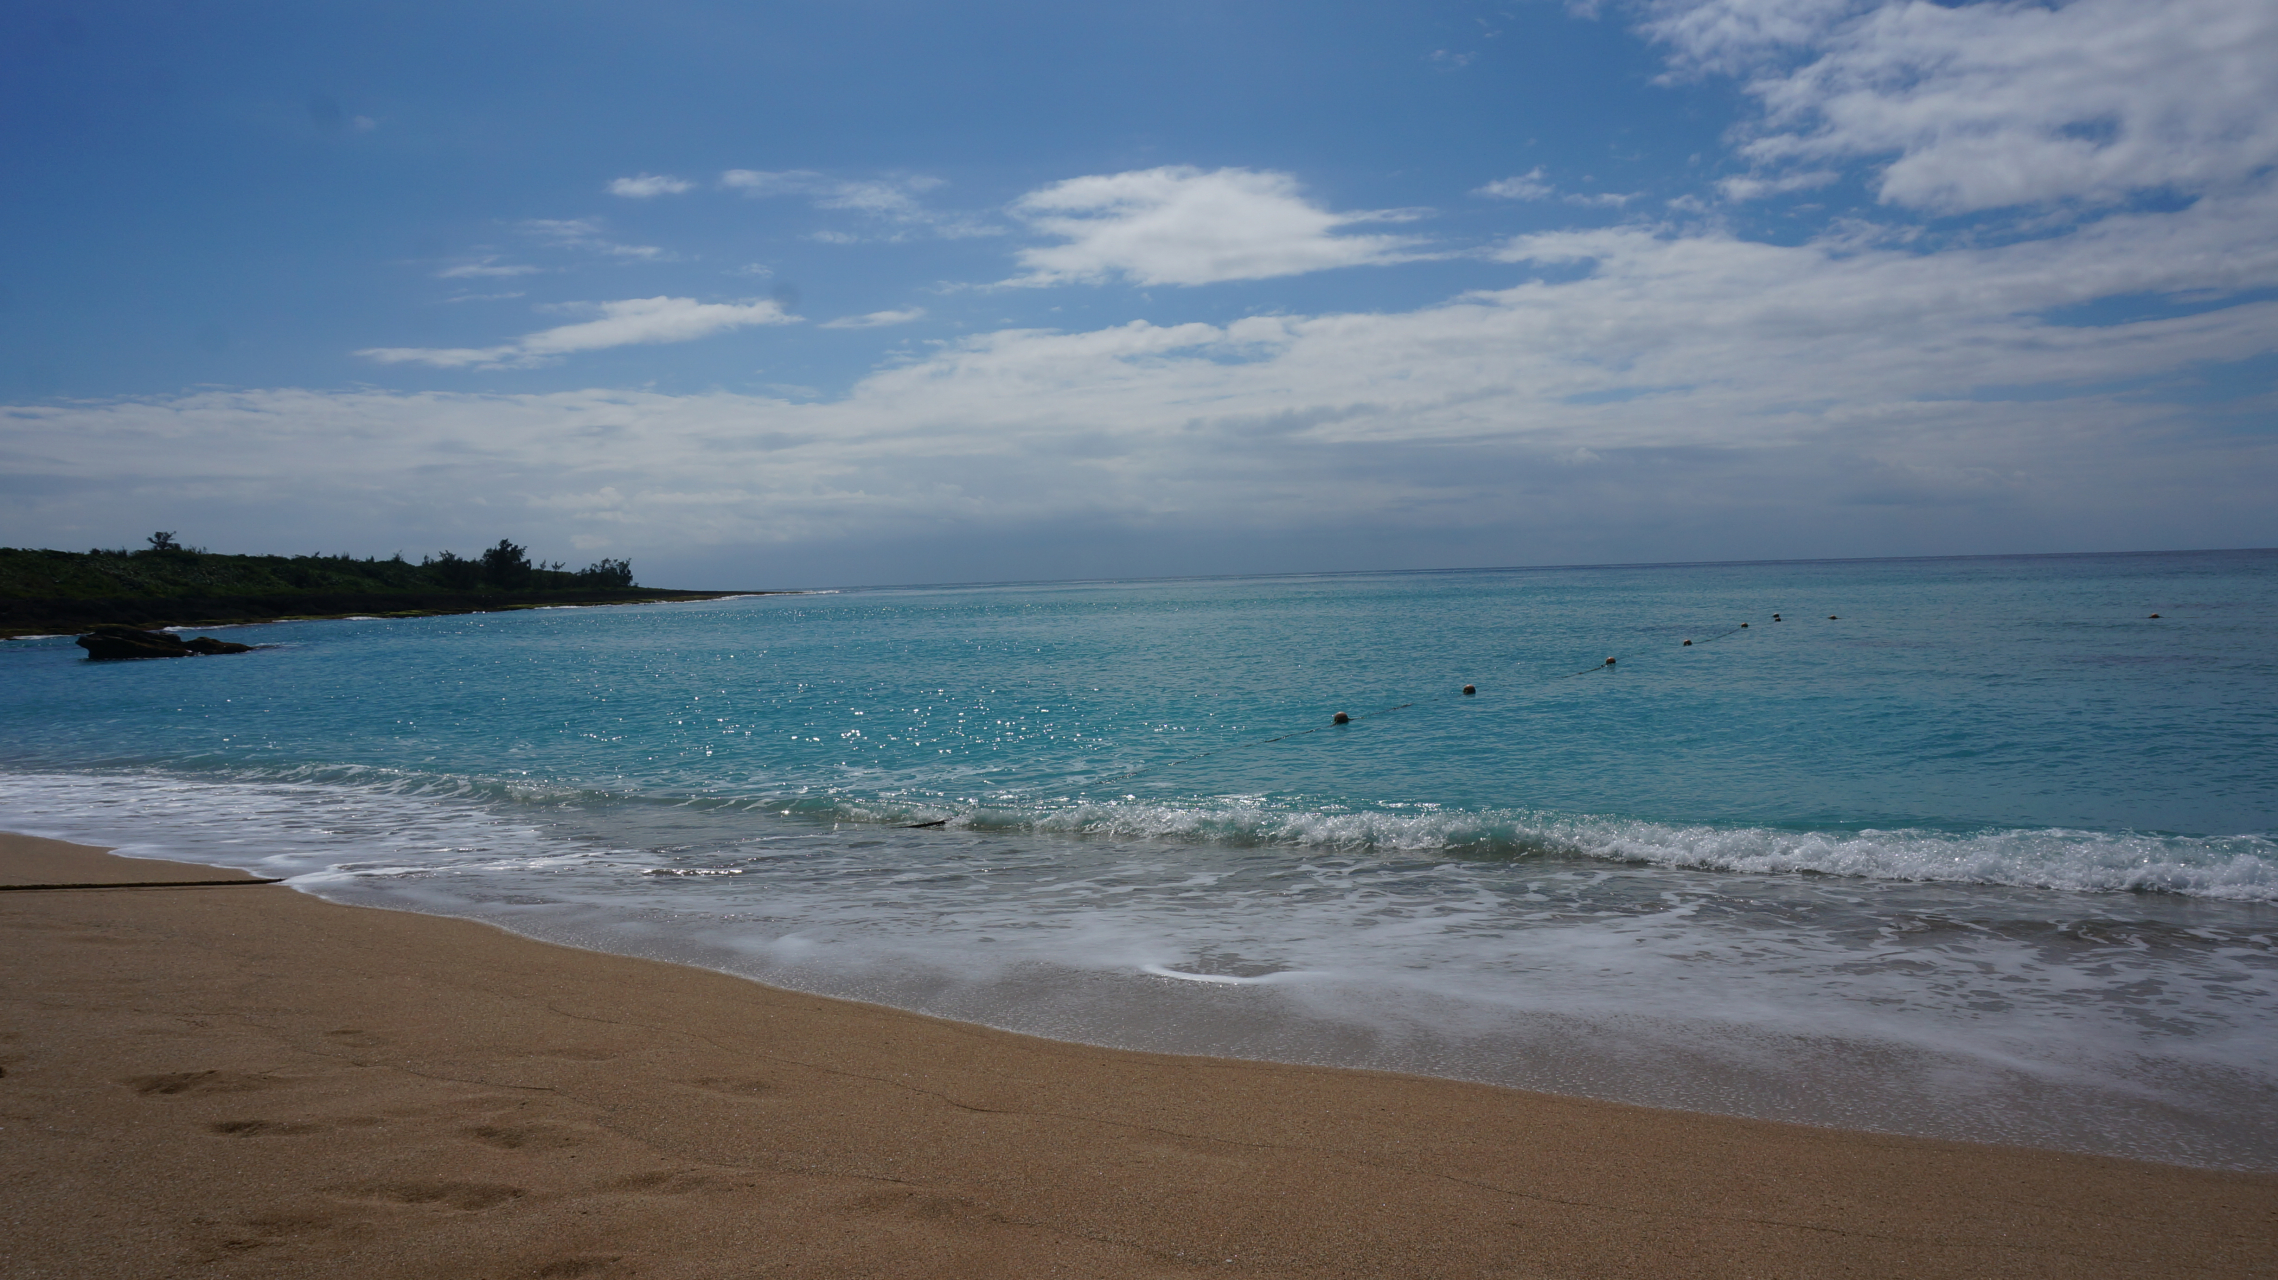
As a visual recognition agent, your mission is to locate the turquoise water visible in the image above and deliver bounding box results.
[4,550,2275,1166]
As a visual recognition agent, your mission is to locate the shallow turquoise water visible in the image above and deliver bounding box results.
[4,550,2274,1166]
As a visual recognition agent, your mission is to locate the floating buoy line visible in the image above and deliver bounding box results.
[895,610,1849,829]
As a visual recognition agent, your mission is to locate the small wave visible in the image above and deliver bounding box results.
[857,798,2278,902]
[4,760,2271,902]
[1542,818,2278,901]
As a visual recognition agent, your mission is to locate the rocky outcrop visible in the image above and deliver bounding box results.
[75,625,254,661]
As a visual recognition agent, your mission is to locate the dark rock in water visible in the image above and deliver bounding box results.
[76,626,189,660]
[76,625,252,660]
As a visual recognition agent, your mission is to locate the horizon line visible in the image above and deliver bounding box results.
[783,545,2278,596]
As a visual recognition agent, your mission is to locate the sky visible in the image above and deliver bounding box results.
[3,0,2274,588]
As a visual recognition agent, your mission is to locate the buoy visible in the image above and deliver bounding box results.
[1741,623,1749,628]
[1332,711,1349,724]
[2148,613,2161,619]
[1773,614,1782,621]
[1462,684,1476,695]
[1827,615,1837,620]
[1604,657,1616,667]
[1682,639,1692,646]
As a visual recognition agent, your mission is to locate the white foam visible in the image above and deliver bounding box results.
[2,767,2272,1168]
[971,799,2278,903]
[1139,964,1321,985]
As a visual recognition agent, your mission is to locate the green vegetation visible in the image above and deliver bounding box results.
[1,536,634,600]
[1,533,738,638]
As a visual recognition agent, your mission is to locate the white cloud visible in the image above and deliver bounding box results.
[609,173,693,198]
[1477,169,1555,200]
[1005,166,1429,287]
[821,308,927,329]
[437,257,542,279]
[722,170,994,240]
[1636,0,1861,78]
[1717,169,1838,201]
[355,296,798,369]
[814,177,941,216]
[720,168,821,196]
[1645,0,2278,214]
[1478,168,1642,207]
[722,169,944,212]
[518,218,667,260]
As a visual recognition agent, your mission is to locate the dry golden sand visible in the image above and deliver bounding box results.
[2,833,2272,1279]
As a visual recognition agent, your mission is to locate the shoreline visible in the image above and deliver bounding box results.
[0,588,780,640]
[5,762,2272,1170]
[4,831,2273,1277]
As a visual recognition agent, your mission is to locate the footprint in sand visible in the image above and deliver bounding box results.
[462,1122,589,1151]
[599,1170,719,1195]
[123,1069,274,1096]
[208,1118,325,1136]
[217,1210,333,1245]
[685,1076,773,1096]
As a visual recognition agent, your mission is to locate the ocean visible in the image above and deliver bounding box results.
[4,549,2274,1168]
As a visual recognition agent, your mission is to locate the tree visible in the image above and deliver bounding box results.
[422,549,483,590]
[576,558,635,588]
[481,538,532,589]
[147,531,179,551]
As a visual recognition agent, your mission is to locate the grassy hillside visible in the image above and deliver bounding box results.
[0,539,742,637]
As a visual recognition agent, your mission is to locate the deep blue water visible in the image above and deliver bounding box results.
[4,550,2274,1166]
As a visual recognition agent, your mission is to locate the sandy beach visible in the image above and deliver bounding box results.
[2,832,2272,1279]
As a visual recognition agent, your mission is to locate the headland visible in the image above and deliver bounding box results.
[0,542,767,639]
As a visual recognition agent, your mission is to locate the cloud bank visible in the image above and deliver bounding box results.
[7,0,2272,583]
[22,175,2275,577]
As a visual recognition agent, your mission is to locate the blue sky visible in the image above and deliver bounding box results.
[4,0,2274,586]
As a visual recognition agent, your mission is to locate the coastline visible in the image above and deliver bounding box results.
[4,832,2271,1278]
[0,589,777,640]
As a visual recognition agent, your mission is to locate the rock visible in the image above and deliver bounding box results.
[76,626,190,660]
[76,625,251,660]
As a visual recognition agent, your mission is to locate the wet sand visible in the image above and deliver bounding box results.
[2,831,2272,1278]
